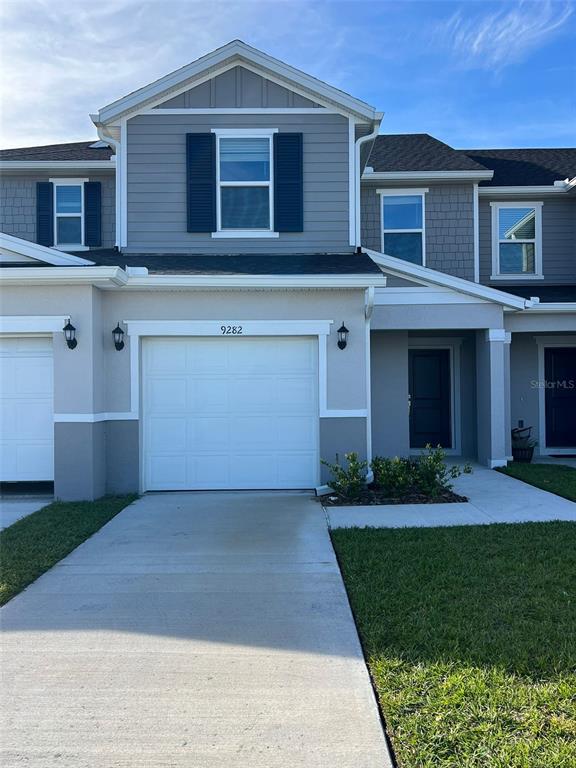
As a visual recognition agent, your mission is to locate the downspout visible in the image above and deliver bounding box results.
[354,113,383,248]
[93,118,121,249]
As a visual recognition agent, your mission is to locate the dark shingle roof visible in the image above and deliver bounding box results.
[0,141,114,161]
[72,250,383,275]
[495,285,576,303]
[367,134,488,173]
[459,148,576,186]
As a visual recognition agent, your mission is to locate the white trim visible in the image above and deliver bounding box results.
[380,190,426,266]
[535,337,576,454]
[124,319,333,338]
[408,338,462,456]
[490,201,543,280]
[51,178,87,251]
[119,119,128,247]
[348,118,356,246]
[0,266,127,286]
[211,231,279,239]
[365,248,528,309]
[0,233,95,266]
[142,108,333,115]
[479,185,572,196]
[376,187,429,196]
[354,118,382,248]
[211,128,279,136]
[53,412,138,423]
[374,286,489,305]
[322,409,369,418]
[473,182,480,283]
[0,161,115,171]
[363,170,493,181]
[96,41,377,123]
[526,303,576,313]
[0,315,69,334]
[123,274,386,289]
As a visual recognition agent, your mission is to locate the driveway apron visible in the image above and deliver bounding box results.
[1,492,392,767]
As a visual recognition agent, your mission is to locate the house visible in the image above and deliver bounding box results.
[1,40,574,501]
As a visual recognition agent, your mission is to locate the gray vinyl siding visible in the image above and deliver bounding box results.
[126,112,351,253]
[155,66,323,109]
[479,196,576,284]
[0,172,115,248]
[361,182,475,280]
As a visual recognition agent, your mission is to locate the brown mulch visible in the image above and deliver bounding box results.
[321,487,468,506]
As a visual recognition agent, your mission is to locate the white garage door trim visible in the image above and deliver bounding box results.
[142,335,320,491]
[0,336,54,481]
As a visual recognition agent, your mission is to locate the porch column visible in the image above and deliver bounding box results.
[475,329,509,468]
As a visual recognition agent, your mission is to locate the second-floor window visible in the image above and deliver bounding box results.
[216,133,273,233]
[491,202,543,279]
[380,190,426,265]
[53,180,85,249]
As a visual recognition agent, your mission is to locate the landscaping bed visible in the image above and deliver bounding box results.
[322,487,467,506]
[0,495,137,605]
[332,522,576,768]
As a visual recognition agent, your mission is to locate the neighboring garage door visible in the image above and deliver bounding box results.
[142,336,319,490]
[0,337,54,481]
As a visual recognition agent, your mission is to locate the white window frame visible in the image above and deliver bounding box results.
[490,201,543,280]
[211,129,279,239]
[50,178,89,251]
[378,188,427,266]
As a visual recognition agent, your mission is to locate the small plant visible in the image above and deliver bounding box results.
[371,456,412,496]
[413,444,471,499]
[322,452,368,500]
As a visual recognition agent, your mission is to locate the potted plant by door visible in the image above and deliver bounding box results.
[511,426,537,463]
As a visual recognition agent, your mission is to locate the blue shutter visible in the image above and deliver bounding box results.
[187,133,216,232]
[36,182,54,246]
[84,182,102,247]
[273,133,303,232]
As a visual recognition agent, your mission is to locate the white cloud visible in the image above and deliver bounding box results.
[439,0,574,70]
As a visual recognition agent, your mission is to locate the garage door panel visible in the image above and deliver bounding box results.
[147,417,187,451]
[143,337,319,490]
[0,337,54,481]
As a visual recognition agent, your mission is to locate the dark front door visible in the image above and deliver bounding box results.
[409,349,452,448]
[545,347,576,448]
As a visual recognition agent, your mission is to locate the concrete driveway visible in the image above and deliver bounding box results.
[1,492,392,767]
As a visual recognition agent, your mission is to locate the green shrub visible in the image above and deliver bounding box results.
[322,452,368,500]
[412,444,472,498]
[371,456,412,496]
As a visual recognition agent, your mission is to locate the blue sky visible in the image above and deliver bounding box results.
[0,0,574,149]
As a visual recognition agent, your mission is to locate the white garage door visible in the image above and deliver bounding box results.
[0,337,54,481]
[143,336,319,490]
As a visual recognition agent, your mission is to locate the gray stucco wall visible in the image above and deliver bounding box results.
[319,417,368,483]
[361,182,475,280]
[479,195,576,284]
[156,66,323,109]
[126,112,350,253]
[0,172,115,248]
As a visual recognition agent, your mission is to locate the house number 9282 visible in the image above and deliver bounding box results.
[220,325,243,335]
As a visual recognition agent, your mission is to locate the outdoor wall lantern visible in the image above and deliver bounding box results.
[63,320,77,350]
[337,322,349,350]
[112,323,125,351]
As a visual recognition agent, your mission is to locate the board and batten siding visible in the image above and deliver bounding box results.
[0,172,115,249]
[479,195,576,284]
[361,182,475,280]
[125,113,351,254]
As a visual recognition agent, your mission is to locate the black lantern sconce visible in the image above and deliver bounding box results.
[337,322,349,350]
[112,323,125,351]
[63,320,77,350]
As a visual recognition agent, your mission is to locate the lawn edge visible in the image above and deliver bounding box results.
[496,465,576,503]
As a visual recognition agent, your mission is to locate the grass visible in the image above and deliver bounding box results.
[332,522,576,768]
[498,463,576,503]
[0,495,137,605]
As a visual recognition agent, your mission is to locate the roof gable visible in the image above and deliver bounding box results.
[95,40,377,124]
[0,233,95,266]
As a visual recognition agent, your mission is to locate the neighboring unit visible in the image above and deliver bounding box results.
[1,41,574,499]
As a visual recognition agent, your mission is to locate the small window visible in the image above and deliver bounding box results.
[53,182,84,248]
[380,192,425,265]
[217,136,272,232]
[491,203,543,279]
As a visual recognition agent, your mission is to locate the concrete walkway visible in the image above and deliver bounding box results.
[327,464,576,528]
[0,497,51,530]
[1,492,392,768]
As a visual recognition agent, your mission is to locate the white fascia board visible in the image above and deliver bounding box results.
[0,161,115,171]
[525,303,576,313]
[97,40,377,123]
[365,248,527,309]
[0,233,95,266]
[123,274,387,290]
[0,266,127,287]
[478,185,570,196]
[362,170,493,182]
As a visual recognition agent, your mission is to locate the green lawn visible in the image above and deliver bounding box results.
[332,522,576,768]
[0,495,136,605]
[498,463,576,503]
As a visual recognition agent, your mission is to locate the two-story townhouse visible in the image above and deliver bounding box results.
[1,40,574,500]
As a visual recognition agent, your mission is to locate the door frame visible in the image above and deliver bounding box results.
[408,337,462,456]
[536,336,576,455]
